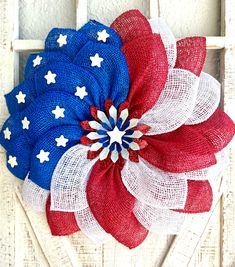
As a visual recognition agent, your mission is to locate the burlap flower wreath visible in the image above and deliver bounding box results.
[1,10,235,248]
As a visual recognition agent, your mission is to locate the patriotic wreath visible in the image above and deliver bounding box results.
[1,10,235,248]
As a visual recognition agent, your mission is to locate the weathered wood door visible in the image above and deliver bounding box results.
[0,0,235,266]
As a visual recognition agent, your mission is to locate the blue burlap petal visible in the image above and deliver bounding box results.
[1,91,89,148]
[24,51,71,79]
[79,20,122,48]
[34,62,103,109]
[45,28,89,59]
[5,79,36,114]
[74,41,129,108]
[45,21,122,60]
[0,21,130,185]
[6,135,32,179]
[29,125,84,190]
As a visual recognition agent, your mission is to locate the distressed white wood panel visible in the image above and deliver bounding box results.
[0,0,17,265]
[220,0,235,266]
[12,36,226,52]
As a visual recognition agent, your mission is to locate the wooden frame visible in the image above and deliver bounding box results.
[0,0,234,266]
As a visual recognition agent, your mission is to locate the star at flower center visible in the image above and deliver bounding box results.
[80,100,151,163]
[107,126,126,145]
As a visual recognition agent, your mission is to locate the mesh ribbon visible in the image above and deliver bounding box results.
[149,18,177,68]
[175,37,206,76]
[46,196,80,236]
[121,157,188,209]
[111,9,152,44]
[122,34,168,118]
[185,72,221,125]
[86,159,148,249]
[141,68,199,134]
[173,180,213,213]
[139,126,216,173]
[188,108,235,153]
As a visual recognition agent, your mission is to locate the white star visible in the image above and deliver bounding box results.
[75,86,88,99]
[90,53,103,68]
[107,126,126,145]
[8,155,18,168]
[16,91,26,104]
[44,70,56,84]
[22,117,30,130]
[97,29,110,42]
[3,127,11,140]
[52,106,65,119]
[57,34,67,47]
[36,149,50,163]
[33,55,42,67]
[55,135,69,147]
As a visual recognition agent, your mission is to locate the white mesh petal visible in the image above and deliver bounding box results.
[50,144,97,211]
[185,72,221,125]
[149,18,177,68]
[75,207,112,244]
[121,158,188,209]
[141,69,199,135]
[133,150,230,235]
[21,175,49,212]
[134,201,186,234]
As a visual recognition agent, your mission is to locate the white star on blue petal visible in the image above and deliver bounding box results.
[57,34,67,47]
[75,86,88,99]
[55,135,69,147]
[97,29,110,42]
[8,155,18,168]
[33,55,42,67]
[16,91,26,104]
[36,149,50,163]
[52,106,65,119]
[3,127,11,140]
[22,117,30,130]
[44,70,56,84]
[90,53,104,68]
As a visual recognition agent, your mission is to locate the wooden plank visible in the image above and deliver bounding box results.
[76,0,88,29]
[102,235,173,267]
[220,0,235,266]
[150,0,160,18]
[12,36,227,52]
[0,0,17,265]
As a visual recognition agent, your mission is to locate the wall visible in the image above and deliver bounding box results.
[19,0,221,80]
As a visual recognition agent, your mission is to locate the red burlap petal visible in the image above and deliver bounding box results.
[175,37,206,76]
[189,108,235,153]
[122,34,168,118]
[46,196,80,236]
[111,9,152,44]
[139,126,216,173]
[173,180,213,213]
[86,159,148,248]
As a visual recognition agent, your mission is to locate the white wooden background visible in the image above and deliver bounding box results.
[0,0,235,266]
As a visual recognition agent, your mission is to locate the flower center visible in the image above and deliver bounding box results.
[80,101,150,163]
[107,126,125,145]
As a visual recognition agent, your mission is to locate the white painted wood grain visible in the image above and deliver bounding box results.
[220,1,235,267]
[12,36,226,52]
[0,0,16,265]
